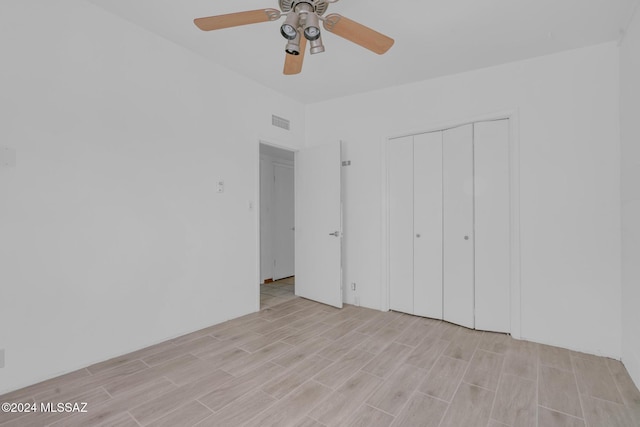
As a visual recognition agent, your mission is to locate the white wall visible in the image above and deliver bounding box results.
[620,5,640,388]
[306,43,622,358]
[0,0,304,394]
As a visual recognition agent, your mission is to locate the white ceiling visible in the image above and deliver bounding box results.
[86,0,637,104]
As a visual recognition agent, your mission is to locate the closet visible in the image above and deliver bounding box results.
[388,119,510,333]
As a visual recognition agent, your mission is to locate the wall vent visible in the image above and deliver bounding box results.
[272,115,290,131]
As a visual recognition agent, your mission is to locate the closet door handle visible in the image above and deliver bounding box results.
[464,235,469,240]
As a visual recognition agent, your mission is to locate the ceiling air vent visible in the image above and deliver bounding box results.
[272,115,290,131]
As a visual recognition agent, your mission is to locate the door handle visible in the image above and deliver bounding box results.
[329,231,340,237]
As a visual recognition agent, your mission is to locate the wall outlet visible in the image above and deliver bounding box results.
[0,349,5,368]
[351,283,356,291]
[216,180,224,193]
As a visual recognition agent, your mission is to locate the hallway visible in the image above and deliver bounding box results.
[260,276,295,309]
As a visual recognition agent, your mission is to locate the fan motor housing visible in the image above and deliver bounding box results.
[279,0,329,16]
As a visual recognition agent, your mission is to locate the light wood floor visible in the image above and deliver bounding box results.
[261,277,296,309]
[1,297,639,427]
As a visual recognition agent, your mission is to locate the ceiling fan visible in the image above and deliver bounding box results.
[194,0,394,75]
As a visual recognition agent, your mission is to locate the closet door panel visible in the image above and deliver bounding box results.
[413,131,443,319]
[443,124,475,329]
[389,136,414,314]
[474,120,510,332]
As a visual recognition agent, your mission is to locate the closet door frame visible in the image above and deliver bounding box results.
[382,111,522,338]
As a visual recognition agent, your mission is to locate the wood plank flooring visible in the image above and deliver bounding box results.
[1,296,639,427]
[260,277,296,309]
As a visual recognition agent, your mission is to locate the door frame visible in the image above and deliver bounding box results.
[257,140,297,312]
[381,110,522,338]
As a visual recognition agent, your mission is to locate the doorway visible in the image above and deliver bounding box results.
[259,143,296,309]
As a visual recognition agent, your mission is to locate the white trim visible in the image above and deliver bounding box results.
[508,111,522,339]
[380,135,391,312]
[340,140,346,305]
[387,109,519,141]
[272,160,294,169]
[256,142,262,313]
[381,110,522,339]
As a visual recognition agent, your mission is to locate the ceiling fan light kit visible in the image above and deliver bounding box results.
[309,36,326,54]
[194,0,394,75]
[302,10,322,41]
[285,30,302,55]
[280,12,299,39]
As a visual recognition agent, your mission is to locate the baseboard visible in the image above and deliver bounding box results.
[263,278,273,284]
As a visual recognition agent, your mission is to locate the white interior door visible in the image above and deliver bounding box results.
[273,164,295,280]
[388,136,414,314]
[443,124,475,329]
[414,131,444,319]
[474,120,510,332]
[295,143,342,308]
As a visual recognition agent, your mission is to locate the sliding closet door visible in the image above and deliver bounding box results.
[413,132,443,319]
[389,136,414,314]
[474,120,510,332]
[443,124,475,329]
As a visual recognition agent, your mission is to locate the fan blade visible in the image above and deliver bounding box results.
[283,36,307,75]
[194,9,280,31]
[323,13,394,54]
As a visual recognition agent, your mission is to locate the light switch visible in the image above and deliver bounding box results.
[217,180,224,193]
